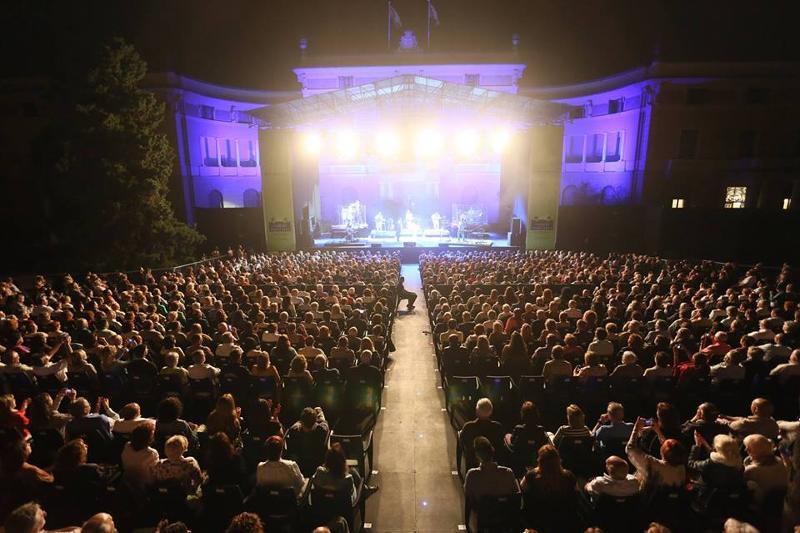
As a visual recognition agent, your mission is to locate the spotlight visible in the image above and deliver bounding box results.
[415,128,443,158]
[375,130,399,158]
[455,129,480,157]
[335,129,359,160]
[300,132,322,156]
[490,128,512,154]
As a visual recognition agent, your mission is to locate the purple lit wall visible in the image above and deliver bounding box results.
[554,81,653,206]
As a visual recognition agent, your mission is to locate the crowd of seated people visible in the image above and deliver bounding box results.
[0,250,397,532]
[422,250,800,532]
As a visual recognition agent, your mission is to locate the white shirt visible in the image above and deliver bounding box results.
[188,363,220,380]
[121,444,159,486]
[256,459,307,497]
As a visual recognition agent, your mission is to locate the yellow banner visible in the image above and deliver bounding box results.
[259,130,297,251]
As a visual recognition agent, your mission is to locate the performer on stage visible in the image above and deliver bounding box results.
[374,212,385,232]
[457,213,467,241]
[405,209,414,229]
[431,212,441,231]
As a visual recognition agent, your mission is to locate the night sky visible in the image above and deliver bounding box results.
[4,0,798,91]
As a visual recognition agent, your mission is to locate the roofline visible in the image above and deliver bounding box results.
[296,51,523,68]
[143,72,298,104]
[523,60,800,100]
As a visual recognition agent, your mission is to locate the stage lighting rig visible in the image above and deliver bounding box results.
[455,129,480,157]
[335,129,359,160]
[375,130,399,158]
[415,128,443,158]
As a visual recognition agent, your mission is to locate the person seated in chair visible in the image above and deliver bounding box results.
[220,348,251,382]
[593,402,633,449]
[611,351,644,378]
[345,350,382,388]
[310,442,364,506]
[681,402,728,445]
[256,435,307,499]
[463,436,519,531]
[720,398,779,440]
[542,345,573,382]
[187,349,220,381]
[504,401,550,475]
[769,348,800,381]
[65,396,118,443]
[585,455,640,499]
[151,434,202,493]
[687,432,744,502]
[159,351,189,389]
[285,407,330,477]
[397,276,417,310]
[552,403,591,447]
[626,417,687,491]
[520,445,579,532]
[311,353,340,382]
[459,398,504,470]
[742,433,788,507]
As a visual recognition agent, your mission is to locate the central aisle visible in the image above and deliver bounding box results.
[365,264,465,532]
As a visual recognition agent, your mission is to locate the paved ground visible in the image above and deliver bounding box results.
[364,264,465,532]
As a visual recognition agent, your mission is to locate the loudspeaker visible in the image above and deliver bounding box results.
[370,243,382,249]
[511,217,522,235]
[438,243,450,248]
[403,241,416,247]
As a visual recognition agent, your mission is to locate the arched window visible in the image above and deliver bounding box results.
[208,189,224,208]
[561,185,578,205]
[243,189,261,208]
[600,186,617,205]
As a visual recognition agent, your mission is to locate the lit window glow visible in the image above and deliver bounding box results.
[724,186,747,209]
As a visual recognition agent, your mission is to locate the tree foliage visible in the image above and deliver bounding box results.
[42,38,203,271]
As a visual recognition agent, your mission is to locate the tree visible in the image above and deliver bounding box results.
[42,38,203,271]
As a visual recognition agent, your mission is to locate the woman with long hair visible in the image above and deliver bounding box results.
[520,444,578,532]
[310,443,361,505]
[206,393,242,442]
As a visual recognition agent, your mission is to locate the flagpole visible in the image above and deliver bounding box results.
[387,1,392,50]
[427,0,431,49]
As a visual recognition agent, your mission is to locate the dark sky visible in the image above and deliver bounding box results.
[5,0,798,91]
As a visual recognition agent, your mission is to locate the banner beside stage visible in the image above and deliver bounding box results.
[260,130,297,251]
[526,125,563,250]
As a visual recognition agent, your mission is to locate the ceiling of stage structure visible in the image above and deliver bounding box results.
[259,75,568,129]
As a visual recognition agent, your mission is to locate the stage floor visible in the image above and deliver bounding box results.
[314,232,513,249]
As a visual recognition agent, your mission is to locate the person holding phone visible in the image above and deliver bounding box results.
[626,416,688,490]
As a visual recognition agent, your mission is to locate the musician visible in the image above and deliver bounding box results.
[405,210,414,230]
[374,212,385,232]
[431,212,442,231]
[457,214,467,241]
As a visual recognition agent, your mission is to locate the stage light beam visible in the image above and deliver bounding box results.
[415,128,443,158]
[375,130,399,157]
[455,129,480,157]
[490,129,512,154]
[335,129,359,160]
[300,132,322,156]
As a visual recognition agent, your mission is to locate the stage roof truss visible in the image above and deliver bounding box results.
[262,74,567,128]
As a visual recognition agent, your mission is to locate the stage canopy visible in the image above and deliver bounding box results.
[261,74,567,129]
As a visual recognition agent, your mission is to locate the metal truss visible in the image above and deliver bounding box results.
[263,75,567,129]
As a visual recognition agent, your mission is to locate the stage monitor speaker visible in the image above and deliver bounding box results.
[371,243,382,249]
[403,241,416,247]
[438,243,450,249]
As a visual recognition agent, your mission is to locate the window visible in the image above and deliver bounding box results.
[208,190,223,208]
[686,88,708,105]
[605,131,623,162]
[738,130,756,158]
[220,139,237,167]
[239,140,257,167]
[201,137,219,167]
[565,135,584,163]
[724,186,747,209]
[465,74,480,87]
[671,198,685,209]
[338,76,354,89]
[783,198,792,210]
[745,87,768,105]
[678,129,698,159]
[608,98,623,114]
[586,133,605,162]
[243,189,261,207]
[200,105,215,120]
[569,106,585,120]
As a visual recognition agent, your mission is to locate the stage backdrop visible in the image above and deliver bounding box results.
[526,125,564,250]
[259,130,297,251]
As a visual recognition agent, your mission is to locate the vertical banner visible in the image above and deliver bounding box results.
[259,130,297,251]
[526,125,564,250]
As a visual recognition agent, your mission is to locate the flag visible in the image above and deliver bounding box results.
[389,1,402,28]
[428,0,440,26]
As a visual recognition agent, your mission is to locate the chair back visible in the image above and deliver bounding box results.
[556,435,598,478]
[201,484,245,531]
[281,377,315,424]
[29,427,65,468]
[476,492,522,533]
[310,485,355,528]
[595,493,641,533]
[314,379,345,422]
[515,375,545,403]
[250,375,278,400]
[445,375,480,430]
[248,486,298,531]
[157,373,185,398]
